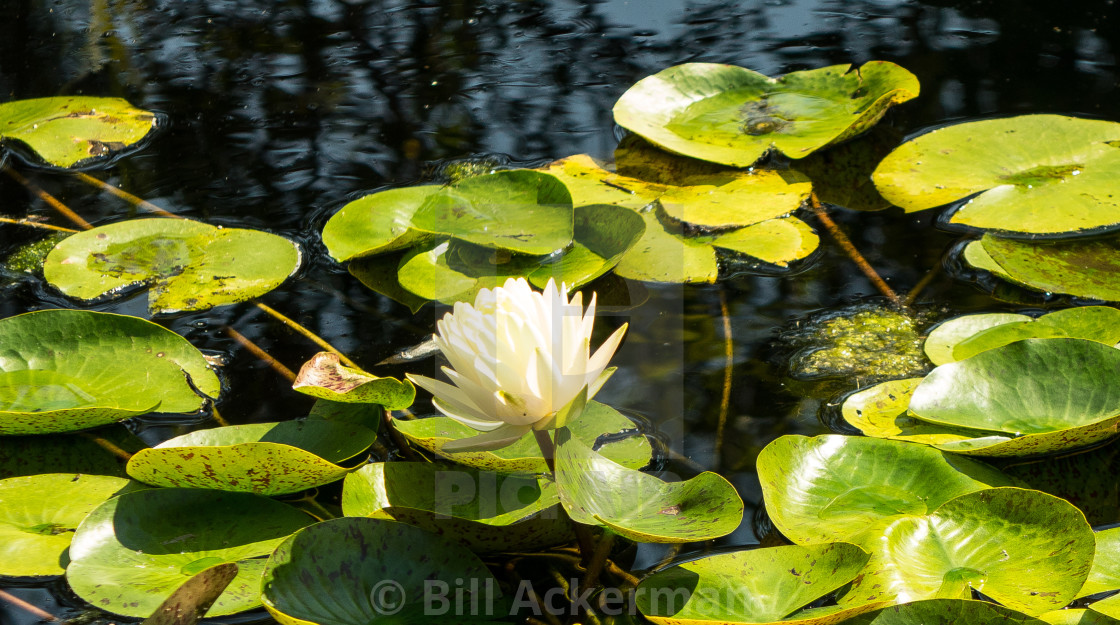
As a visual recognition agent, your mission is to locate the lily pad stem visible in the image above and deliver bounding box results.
[383,410,421,460]
[716,288,732,463]
[72,172,183,219]
[0,216,78,232]
[581,531,616,591]
[210,406,231,427]
[0,589,57,622]
[78,432,134,461]
[903,261,942,307]
[808,193,902,307]
[254,302,362,370]
[223,325,298,383]
[533,429,556,473]
[2,164,92,230]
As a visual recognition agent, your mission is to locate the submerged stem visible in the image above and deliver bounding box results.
[0,216,78,232]
[580,531,616,591]
[0,589,57,622]
[72,172,182,218]
[904,261,942,307]
[78,432,135,461]
[809,193,902,307]
[224,326,297,383]
[254,302,362,369]
[3,165,92,230]
[716,288,733,463]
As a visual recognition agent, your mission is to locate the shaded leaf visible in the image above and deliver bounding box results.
[141,563,239,625]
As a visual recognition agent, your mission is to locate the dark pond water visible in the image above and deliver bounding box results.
[2,0,1119,622]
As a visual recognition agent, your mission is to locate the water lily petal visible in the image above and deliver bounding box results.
[588,323,628,376]
[440,422,533,452]
[587,366,617,399]
[406,374,490,423]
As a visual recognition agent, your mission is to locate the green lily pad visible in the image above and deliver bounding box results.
[527,203,646,289]
[141,563,239,625]
[963,235,1120,302]
[347,250,430,312]
[949,307,1120,361]
[924,312,1033,365]
[43,218,301,314]
[1091,595,1120,620]
[261,517,499,625]
[66,488,314,617]
[292,352,415,410]
[844,600,1050,625]
[0,427,145,478]
[0,96,158,167]
[0,309,220,435]
[125,419,377,495]
[635,543,882,625]
[909,338,1120,437]
[841,488,1094,616]
[322,170,572,262]
[0,473,130,576]
[1079,528,1120,598]
[613,61,919,167]
[342,463,571,552]
[757,434,1015,547]
[392,401,652,474]
[843,375,1120,457]
[1042,609,1120,625]
[306,398,383,431]
[872,115,1120,235]
[554,428,742,543]
[544,153,812,228]
[1004,441,1120,527]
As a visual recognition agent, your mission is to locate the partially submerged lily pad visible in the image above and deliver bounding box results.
[392,401,652,474]
[0,473,130,576]
[757,434,1014,547]
[292,352,415,410]
[0,309,220,435]
[322,169,573,261]
[66,488,315,617]
[844,600,1050,625]
[872,115,1120,236]
[342,462,571,552]
[0,96,158,167]
[125,419,377,495]
[635,543,881,625]
[261,517,499,625]
[43,218,301,314]
[841,488,1094,616]
[962,235,1120,302]
[613,61,919,167]
[554,428,743,543]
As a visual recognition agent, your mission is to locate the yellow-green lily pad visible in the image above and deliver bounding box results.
[43,218,301,315]
[613,61,918,167]
[0,96,158,167]
[962,235,1120,302]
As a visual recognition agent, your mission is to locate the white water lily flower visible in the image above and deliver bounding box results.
[407,277,627,452]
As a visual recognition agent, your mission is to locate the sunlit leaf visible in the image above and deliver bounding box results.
[0,96,158,167]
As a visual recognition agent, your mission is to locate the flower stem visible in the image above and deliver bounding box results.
[533,429,556,474]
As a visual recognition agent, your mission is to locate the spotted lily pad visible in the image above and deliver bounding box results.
[125,419,377,495]
[0,473,130,576]
[613,61,918,167]
[141,563,240,625]
[261,517,500,625]
[1004,441,1120,527]
[0,96,158,167]
[66,488,315,617]
[322,169,572,261]
[872,115,1120,235]
[0,427,145,478]
[392,401,652,474]
[757,434,1014,547]
[292,352,415,410]
[342,463,571,552]
[554,428,742,543]
[635,543,883,625]
[43,219,301,314]
[962,235,1120,302]
[840,488,1094,616]
[844,600,1051,625]
[0,309,220,435]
